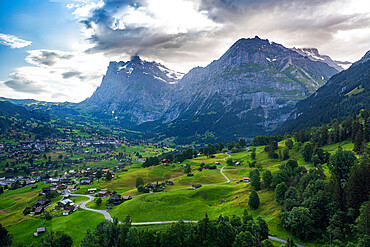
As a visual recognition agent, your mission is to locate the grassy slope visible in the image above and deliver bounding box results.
[7,210,105,245]
[3,140,359,246]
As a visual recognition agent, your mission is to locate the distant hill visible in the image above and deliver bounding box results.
[278,50,370,133]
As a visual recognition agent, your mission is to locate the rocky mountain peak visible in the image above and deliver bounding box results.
[291,47,351,71]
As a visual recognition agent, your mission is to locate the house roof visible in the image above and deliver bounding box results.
[35,207,43,213]
[122,195,132,200]
[110,194,121,200]
[244,177,249,179]
[37,227,45,232]
[59,199,73,205]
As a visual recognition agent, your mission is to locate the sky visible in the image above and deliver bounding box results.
[0,0,369,103]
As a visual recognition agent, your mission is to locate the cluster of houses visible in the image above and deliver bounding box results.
[31,199,50,215]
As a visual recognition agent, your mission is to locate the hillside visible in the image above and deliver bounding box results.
[278,50,370,133]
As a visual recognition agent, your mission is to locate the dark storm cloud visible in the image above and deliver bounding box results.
[25,50,73,66]
[4,73,48,94]
[62,71,82,79]
[77,0,370,69]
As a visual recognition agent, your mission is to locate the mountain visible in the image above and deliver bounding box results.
[278,50,370,133]
[153,36,340,141]
[79,56,184,126]
[291,48,352,71]
[81,36,341,142]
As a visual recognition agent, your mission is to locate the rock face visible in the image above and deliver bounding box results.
[80,56,184,126]
[81,37,341,141]
[155,37,339,140]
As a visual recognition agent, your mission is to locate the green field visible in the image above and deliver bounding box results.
[2,139,358,247]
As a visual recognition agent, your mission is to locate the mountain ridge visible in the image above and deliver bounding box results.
[81,36,341,142]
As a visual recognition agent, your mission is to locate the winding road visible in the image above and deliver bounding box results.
[69,155,304,247]
[219,153,231,183]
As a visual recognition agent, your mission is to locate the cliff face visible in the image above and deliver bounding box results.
[157,37,339,139]
[81,56,183,125]
[81,37,341,140]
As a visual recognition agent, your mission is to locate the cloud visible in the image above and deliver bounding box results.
[62,71,82,79]
[0,33,32,49]
[25,50,74,66]
[3,72,48,94]
[71,0,370,71]
[1,47,114,102]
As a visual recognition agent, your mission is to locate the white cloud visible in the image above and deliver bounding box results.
[0,46,117,102]
[0,33,32,49]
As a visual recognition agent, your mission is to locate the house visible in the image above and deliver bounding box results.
[88,188,97,194]
[34,207,44,215]
[192,184,202,189]
[58,178,70,184]
[58,199,75,209]
[109,194,122,205]
[98,189,110,197]
[215,162,220,165]
[34,227,46,236]
[80,179,93,185]
[62,209,72,216]
[243,177,249,182]
[42,187,51,193]
[34,200,50,208]
[31,185,38,189]
[57,184,67,189]
[122,195,132,201]
[145,184,155,189]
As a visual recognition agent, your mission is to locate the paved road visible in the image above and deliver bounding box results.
[219,153,231,183]
[70,194,113,221]
[219,166,230,183]
[268,236,305,247]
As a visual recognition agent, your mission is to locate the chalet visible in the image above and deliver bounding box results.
[34,207,44,215]
[63,209,72,216]
[34,200,50,208]
[67,185,77,191]
[34,227,46,236]
[42,187,51,193]
[88,188,97,194]
[109,194,122,205]
[57,184,67,189]
[80,179,93,185]
[244,177,249,182]
[145,184,155,189]
[58,199,75,209]
[192,184,202,189]
[98,189,110,197]
[58,178,70,184]
[122,195,132,201]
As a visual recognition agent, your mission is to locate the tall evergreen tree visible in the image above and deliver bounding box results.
[248,191,260,210]
[249,169,261,190]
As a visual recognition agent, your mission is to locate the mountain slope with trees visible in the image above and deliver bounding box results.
[279,50,370,133]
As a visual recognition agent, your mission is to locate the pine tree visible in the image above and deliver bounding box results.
[262,170,273,188]
[249,169,261,190]
[248,191,260,210]
[353,129,364,154]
